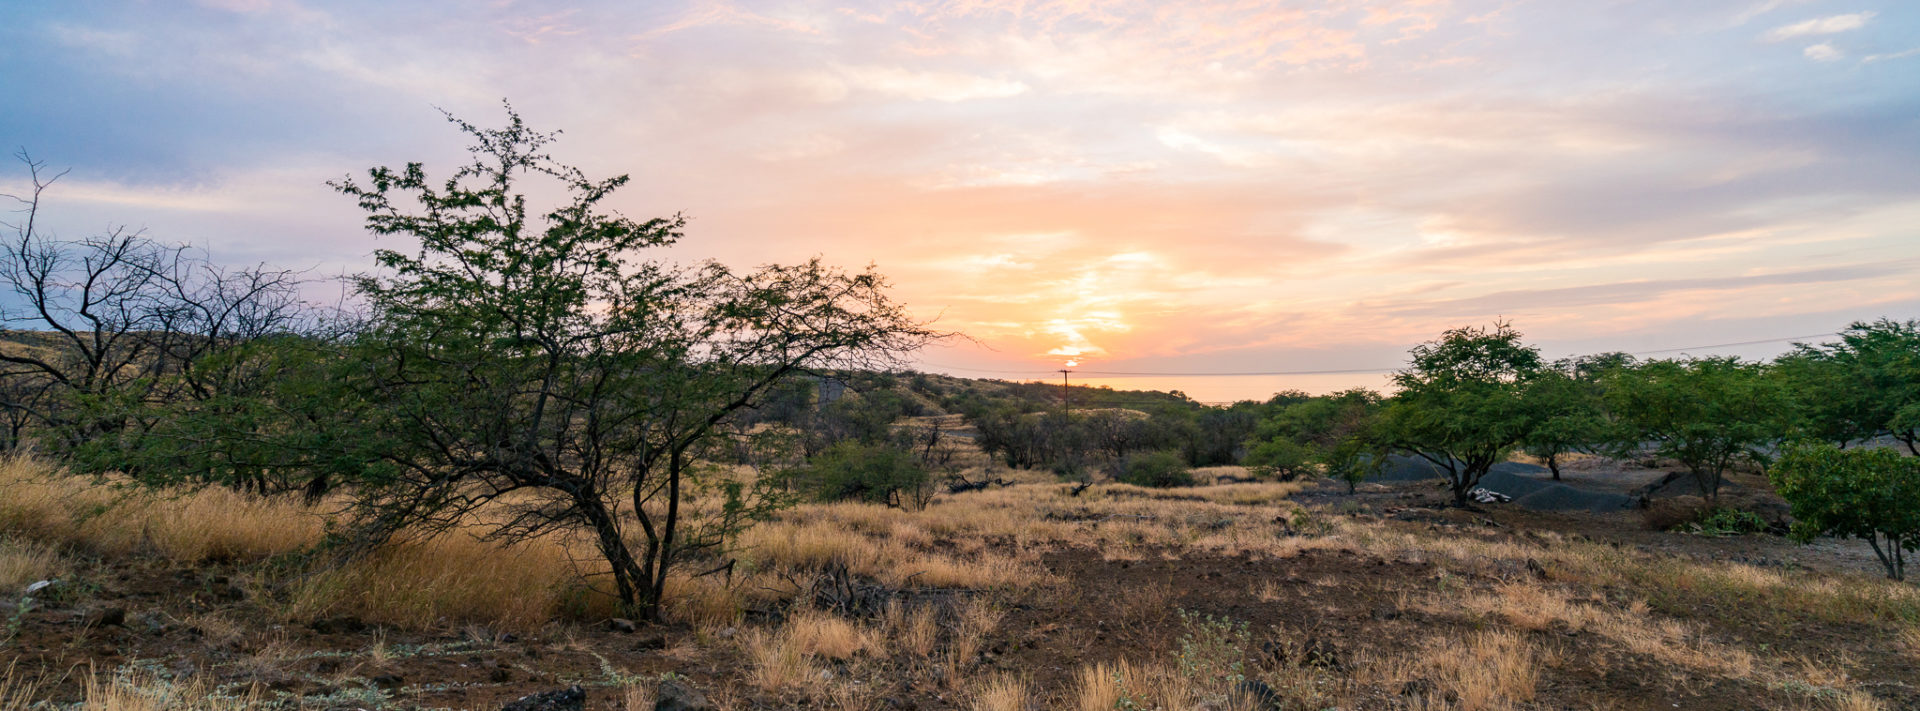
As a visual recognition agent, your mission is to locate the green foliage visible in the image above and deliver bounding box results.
[1772,442,1920,580]
[1118,450,1194,488]
[1775,320,1920,452]
[1246,388,1383,491]
[1378,322,1542,506]
[322,104,934,618]
[790,440,931,508]
[1519,355,1619,480]
[1684,508,1770,537]
[1604,357,1789,501]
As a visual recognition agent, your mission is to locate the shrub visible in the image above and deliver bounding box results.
[1772,442,1920,580]
[1687,508,1770,537]
[793,441,931,508]
[1119,450,1194,488]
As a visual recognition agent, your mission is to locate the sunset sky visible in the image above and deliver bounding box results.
[4,1,1917,400]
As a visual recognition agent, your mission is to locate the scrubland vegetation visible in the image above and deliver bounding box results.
[2,108,1918,709]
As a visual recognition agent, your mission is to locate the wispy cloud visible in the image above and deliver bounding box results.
[4,0,1917,386]
[1803,42,1843,61]
[1763,12,1875,41]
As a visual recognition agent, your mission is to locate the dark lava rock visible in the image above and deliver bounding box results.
[654,679,712,711]
[309,617,367,635]
[86,607,126,628]
[502,685,586,711]
[1232,680,1283,710]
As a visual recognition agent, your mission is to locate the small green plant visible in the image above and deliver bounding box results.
[1288,508,1334,536]
[1686,508,1769,537]
[2,594,35,647]
[1174,608,1251,686]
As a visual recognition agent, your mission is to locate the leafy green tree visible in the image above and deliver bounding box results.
[327,106,934,619]
[1519,355,1619,480]
[1775,320,1920,452]
[1603,357,1788,502]
[1378,323,1542,506]
[1245,389,1383,490]
[1772,442,1920,580]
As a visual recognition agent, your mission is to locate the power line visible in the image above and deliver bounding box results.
[919,330,1848,378]
[1623,332,1836,356]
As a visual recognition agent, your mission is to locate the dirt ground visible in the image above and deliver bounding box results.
[5,465,1918,710]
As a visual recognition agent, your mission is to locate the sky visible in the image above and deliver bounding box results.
[2,0,1918,401]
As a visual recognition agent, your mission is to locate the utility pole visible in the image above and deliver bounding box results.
[1059,369,1071,415]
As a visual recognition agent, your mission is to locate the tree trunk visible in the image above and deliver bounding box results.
[1867,534,1901,581]
[580,495,646,613]
[1547,453,1560,481]
[640,447,688,622]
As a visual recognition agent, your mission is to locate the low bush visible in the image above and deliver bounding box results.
[789,441,932,508]
[1118,450,1195,488]
[1687,508,1771,537]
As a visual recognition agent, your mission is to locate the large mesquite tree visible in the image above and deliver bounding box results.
[330,106,935,619]
[1379,323,1543,507]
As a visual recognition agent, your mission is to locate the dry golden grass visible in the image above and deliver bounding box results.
[619,682,656,711]
[179,612,246,648]
[968,674,1030,711]
[1821,690,1889,711]
[283,534,607,633]
[0,537,63,592]
[1901,626,1920,662]
[783,609,876,660]
[1453,581,1601,633]
[948,597,1006,668]
[885,601,940,658]
[141,485,322,563]
[1070,662,1121,711]
[80,668,257,711]
[0,454,321,563]
[0,663,35,711]
[742,627,817,694]
[1418,631,1541,711]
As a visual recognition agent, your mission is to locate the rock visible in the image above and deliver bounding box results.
[1232,679,1283,710]
[502,685,586,711]
[607,618,637,633]
[653,680,712,711]
[1526,558,1550,581]
[309,617,367,635]
[87,607,127,628]
[633,633,668,651]
[370,673,405,688]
